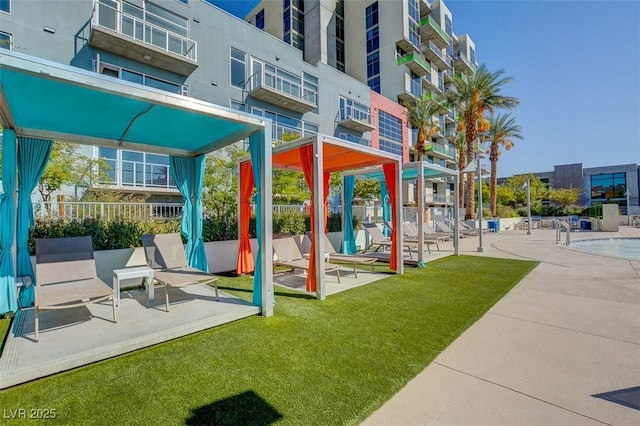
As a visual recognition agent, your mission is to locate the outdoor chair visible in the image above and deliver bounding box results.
[141,233,219,312]
[402,223,448,249]
[314,233,378,278]
[272,234,342,283]
[462,220,493,234]
[34,236,117,342]
[362,223,423,257]
[435,220,477,237]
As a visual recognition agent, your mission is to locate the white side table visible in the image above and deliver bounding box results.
[112,266,155,307]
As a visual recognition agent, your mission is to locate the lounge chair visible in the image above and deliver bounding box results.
[462,220,492,234]
[272,234,342,283]
[362,223,425,257]
[141,233,219,312]
[34,236,117,341]
[402,223,449,247]
[435,220,477,237]
[319,233,377,278]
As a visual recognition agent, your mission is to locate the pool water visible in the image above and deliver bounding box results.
[570,238,640,260]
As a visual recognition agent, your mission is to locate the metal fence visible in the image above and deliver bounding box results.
[34,201,183,221]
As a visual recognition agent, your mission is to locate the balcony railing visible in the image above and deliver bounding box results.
[273,123,316,143]
[418,16,451,47]
[426,40,452,68]
[455,52,477,73]
[425,194,454,204]
[339,133,372,147]
[426,142,455,159]
[248,68,318,113]
[339,106,371,125]
[93,0,197,61]
[397,51,430,77]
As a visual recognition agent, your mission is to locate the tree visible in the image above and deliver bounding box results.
[202,143,246,219]
[272,132,310,204]
[451,128,467,208]
[499,174,548,212]
[404,95,448,161]
[447,64,519,219]
[549,187,581,209]
[484,113,523,216]
[38,142,111,204]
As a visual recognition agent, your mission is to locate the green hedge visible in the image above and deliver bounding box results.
[27,212,357,254]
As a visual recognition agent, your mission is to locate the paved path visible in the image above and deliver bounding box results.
[364,227,640,425]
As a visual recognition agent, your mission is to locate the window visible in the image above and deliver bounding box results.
[339,97,370,122]
[99,147,118,183]
[410,71,421,97]
[470,47,476,64]
[230,47,246,88]
[335,0,345,72]
[0,31,11,50]
[251,107,317,142]
[445,15,453,37]
[366,2,380,93]
[378,110,403,156]
[254,9,265,30]
[591,173,626,200]
[99,148,174,188]
[100,63,187,95]
[230,99,246,112]
[408,0,420,47]
[0,0,11,14]
[284,0,305,53]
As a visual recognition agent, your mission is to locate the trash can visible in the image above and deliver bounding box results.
[581,220,591,231]
[487,220,498,233]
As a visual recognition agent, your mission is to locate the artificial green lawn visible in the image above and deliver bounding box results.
[0,256,537,425]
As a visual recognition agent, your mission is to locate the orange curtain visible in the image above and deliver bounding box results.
[300,145,317,292]
[383,163,398,271]
[323,172,330,233]
[236,161,255,274]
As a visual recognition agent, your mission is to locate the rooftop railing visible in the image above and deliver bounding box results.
[93,0,197,61]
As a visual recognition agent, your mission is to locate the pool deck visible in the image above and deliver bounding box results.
[364,226,640,426]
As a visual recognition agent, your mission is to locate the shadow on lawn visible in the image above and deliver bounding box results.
[185,390,283,425]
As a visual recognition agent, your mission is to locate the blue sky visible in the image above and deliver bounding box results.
[210,0,640,177]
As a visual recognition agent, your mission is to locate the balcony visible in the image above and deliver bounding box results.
[424,40,452,70]
[419,16,451,49]
[248,69,317,113]
[422,75,443,95]
[454,52,477,75]
[396,35,421,55]
[397,52,430,77]
[425,142,455,159]
[337,106,375,132]
[90,0,198,76]
[424,92,450,113]
[425,193,454,205]
[419,0,432,16]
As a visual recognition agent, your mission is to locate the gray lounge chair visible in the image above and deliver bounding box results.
[141,233,219,312]
[363,223,425,257]
[272,234,342,283]
[319,234,377,278]
[435,220,478,236]
[34,236,117,341]
[402,223,449,248]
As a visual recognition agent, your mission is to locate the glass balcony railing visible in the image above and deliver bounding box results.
[273,123,316,143]
[339,106,372,125]
[455,52,477,71]
[93,0,197,61]
[339,133,372,147]
[425,194,453,204]
[427,41,452,67]
[425,142,455,158]
[397,52,431,73]
[418,16,451,45]
[250,68,318,107]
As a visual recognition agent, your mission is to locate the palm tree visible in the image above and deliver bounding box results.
[447,65,519,219]
[484,113,523,216]
[404,95,448,162]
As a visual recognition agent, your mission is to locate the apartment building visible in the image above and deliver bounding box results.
[1,0,407,202]
[246,0,479,207]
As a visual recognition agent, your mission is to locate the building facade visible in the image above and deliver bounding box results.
[1,0,479,208]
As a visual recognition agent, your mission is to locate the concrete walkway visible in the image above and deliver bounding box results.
[364,227,640,425]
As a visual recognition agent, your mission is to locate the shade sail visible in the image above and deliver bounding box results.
[0,51,264,156]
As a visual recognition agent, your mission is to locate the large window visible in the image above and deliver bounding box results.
[0,0,11,14]
[407,0,420,48]
[99,148,174,188]
[251,107,317,142]
[335,0,345,72]
[378,110,403,157]
[230,47,246,88]
[99,63,188,95]
[254,9,265,30]
[0,31,11,50]
[284,0,304,53]
[591,173,626,201]
[366,2,380,93]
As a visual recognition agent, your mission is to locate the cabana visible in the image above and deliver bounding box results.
[237,134,403,300]
[343,161,460,262]
[0,51,274,317]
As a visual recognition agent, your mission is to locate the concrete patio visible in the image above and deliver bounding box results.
[364,226,640,425]
[0,284,259,389]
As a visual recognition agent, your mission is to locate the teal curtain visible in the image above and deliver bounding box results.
[249,132,264,307]
[381,182,392,237]
[342,176,356,254]
[169,155,208,272]
[0,130,18,314]
[17,137,53,308]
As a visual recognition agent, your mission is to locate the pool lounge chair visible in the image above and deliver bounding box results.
[34,236,117,341]
[435,220,478,237]
[319,233,377,278]
[141,233,219,312]
[462,220,493,234]
[362,223,426,257]
[402,223,449,247]
[272,234,342,283]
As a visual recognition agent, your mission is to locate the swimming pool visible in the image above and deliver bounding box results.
[569,238,640,260]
